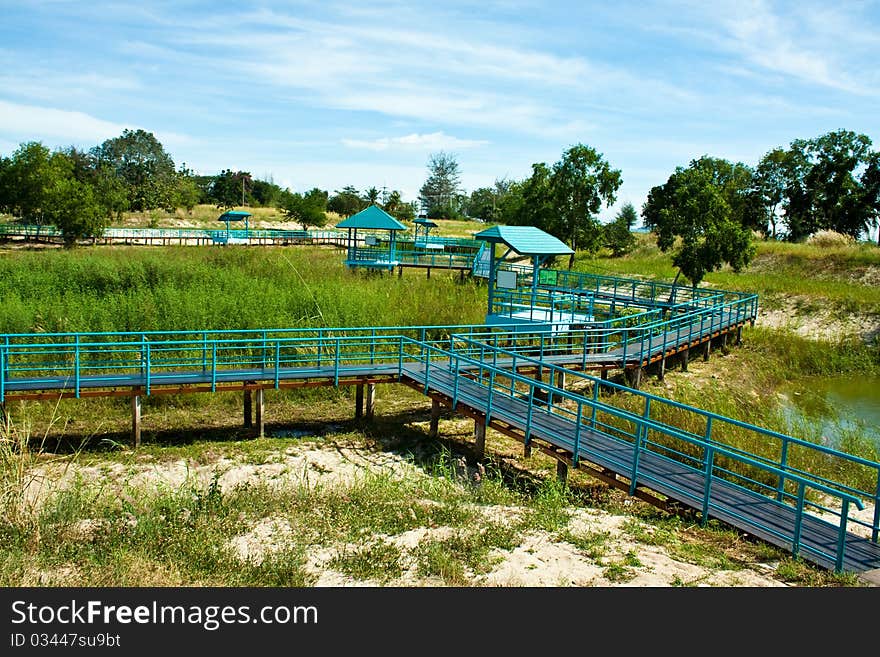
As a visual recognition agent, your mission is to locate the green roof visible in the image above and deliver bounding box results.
[414,218,438,228]
[336,205,406,231]
[474,225,573,256]
[217,210,252,222]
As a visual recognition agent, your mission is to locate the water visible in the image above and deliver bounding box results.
[779,375,880,450]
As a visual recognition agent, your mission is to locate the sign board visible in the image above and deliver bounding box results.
[496,269,517,290]
[365,235,378,246]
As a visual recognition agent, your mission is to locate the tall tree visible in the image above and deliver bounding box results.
[643,163,755,286]
[0,141,70,223]
[278,187,328,230]
[210,169,252,210]
[327,185,365,217]
[753,148,790,238]
[419,152,463,219]
[603,202,637,257]
[90,129,177,211]
[549,144,622,267]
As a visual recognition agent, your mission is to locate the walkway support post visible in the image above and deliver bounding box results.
[365,383,376,421]
[255,388,264,438]
[703,339,711,362]
[556,459,568,485]
[131,393,141,449]
[429,399,440,438]
[681,347,689,372]
[355,384,364,420]
[244,388,253,428]
[474,418,486,461]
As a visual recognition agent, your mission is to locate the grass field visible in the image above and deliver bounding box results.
[0,231,877,587]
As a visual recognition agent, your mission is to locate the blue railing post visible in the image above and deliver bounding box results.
[74,335,81,398]
[144,341,151,395]
[836,499,851,573]
[0,342,5,404]
[792,482,806,558]
[629,397,651,495]
[701,445,714,527]
[334,338,340,386]
[452,356,460,409]
[397,336,403,380]
[274,342,281,389]
[202,331,208,372]
[573,403,583,466]
[777,440,789,501]
[211,342,217,392]
[873,470,880,543]
[423,346,431,395]
[485,369,495,426]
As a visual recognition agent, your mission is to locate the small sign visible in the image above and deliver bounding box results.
[365,235,378,246]
[496,269,517,289]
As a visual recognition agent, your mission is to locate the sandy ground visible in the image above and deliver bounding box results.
[26,443,795,587]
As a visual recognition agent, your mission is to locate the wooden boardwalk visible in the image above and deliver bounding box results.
[401,365,880,578]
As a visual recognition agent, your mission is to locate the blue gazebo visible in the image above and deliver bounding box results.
[216,210,252,245]
[336,205,407,270]
[474,225,578,331]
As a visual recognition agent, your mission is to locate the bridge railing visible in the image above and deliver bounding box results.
[402,336,879,571]
[449,335,880,545]
[0,322,536,398]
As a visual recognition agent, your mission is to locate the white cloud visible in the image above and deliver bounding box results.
[342,131,489,152]
[0,100,130,144]
[0,100,193,149]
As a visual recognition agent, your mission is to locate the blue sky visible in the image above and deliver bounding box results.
[1,0,879,225]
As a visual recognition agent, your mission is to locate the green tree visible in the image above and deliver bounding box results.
[383,190,415,221]
[690,156,763,233]
[279,187,328,230]
[90,129,177,211]
[0,141,70,223]
[210,169,253,210]
[549,144,622,267]
[603,202,637,257]
[44,176,110,246]
[327,185,365,217]
[510,163,555,233]
[174,164,202,214]
[419,152,463,219]
[643,164,755,286]
[753,148,791,238]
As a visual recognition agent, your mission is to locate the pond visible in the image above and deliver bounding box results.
[779,374,880,451]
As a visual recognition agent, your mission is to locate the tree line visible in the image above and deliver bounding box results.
[0,129,417,244]
[421,129,878,284]
[1,127,877,286]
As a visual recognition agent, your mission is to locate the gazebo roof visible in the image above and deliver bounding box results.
[474,225,573,256]
[217,210,252,222]
[336,205,406,231]
[413,218,438,228]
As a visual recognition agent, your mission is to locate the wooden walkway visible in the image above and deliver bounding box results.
[401,365,880,578]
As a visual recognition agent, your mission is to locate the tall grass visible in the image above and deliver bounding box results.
[0,245,486,334]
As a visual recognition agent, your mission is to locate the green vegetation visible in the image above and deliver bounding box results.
[0,246,486,335]
[0,230,876,587]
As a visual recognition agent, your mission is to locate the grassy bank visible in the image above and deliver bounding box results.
[0,238,876,587]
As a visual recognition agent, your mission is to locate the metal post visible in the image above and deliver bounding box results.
[365,383,375,421]
[255,388,264,438]
[474,419,486,461]
[556,459,568,485]
[429,399,440,438]
[244,388,253,428]
[355,384,364,420]
[131,393,141,449]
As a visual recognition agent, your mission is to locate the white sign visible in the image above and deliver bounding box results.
[496,270,517,289]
